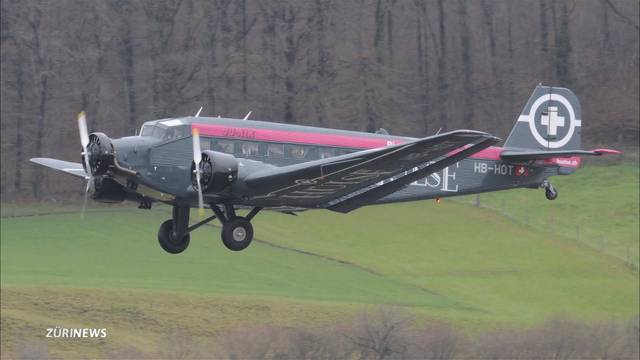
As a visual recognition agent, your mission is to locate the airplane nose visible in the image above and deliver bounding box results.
[82,132,115,176]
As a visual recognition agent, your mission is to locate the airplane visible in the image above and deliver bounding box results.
[31,85,620,254]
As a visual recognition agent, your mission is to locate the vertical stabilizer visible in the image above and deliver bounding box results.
[504,85,582,151]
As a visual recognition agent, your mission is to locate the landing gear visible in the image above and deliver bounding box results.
[157,204,261,254]
[211,205,261,251]
[158,205,191,254]
[221,217,254,251]
[542,180,558,200]
[158,219,190,254]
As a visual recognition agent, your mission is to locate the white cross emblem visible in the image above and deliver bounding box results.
[540,106,565,136]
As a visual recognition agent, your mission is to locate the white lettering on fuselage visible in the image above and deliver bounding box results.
[410,163,459,192]
[473,161,513,176]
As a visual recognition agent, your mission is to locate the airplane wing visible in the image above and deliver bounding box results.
[328,135,499,212]
[30,158,87,179]
[241,130,500,209]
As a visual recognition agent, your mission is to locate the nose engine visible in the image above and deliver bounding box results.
[82,132,115,176]
[191,150,238,193]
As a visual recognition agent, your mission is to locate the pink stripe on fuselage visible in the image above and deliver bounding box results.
[192,123,505,159]
[191,123,578,167]
[191,123,405,149]
[468,146,502,160]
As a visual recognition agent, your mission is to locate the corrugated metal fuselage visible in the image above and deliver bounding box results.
[114,116,559,209]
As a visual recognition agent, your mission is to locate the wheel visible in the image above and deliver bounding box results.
[545,186,558,200]
[158,219,190,254]
[221,217,253,251]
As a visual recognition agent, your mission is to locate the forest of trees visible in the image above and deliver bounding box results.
[1,0,638,199]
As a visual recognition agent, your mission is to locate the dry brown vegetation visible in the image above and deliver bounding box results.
[1,0,638,199]
[8,308,639,359]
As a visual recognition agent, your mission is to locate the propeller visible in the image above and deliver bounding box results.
[77,111,93,219]
[192,127,205,217]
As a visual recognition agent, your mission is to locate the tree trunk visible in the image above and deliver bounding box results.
[458,0,473,128]
[437,0,448,131]
[121,17,137,134]
[554,1,572,86]
[33,74,48,199]
[415,2,430,135]
[14,50,24,192]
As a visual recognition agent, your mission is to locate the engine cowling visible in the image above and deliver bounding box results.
[191,150,238,193]
[81,132,115,176]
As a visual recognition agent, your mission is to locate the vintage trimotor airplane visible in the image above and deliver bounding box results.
[31,85,620,254]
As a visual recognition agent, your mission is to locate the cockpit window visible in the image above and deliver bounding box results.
[140,125,166,139]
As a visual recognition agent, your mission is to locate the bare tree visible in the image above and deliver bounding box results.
[346,306,413,360]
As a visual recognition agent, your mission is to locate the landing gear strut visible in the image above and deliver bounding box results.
[157,204,261,254]
[542,180,558,200]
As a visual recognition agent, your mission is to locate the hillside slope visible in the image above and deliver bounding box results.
[1,164,638,357]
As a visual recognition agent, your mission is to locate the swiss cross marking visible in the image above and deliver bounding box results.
[540,106,565,136]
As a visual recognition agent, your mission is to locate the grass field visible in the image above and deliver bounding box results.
[455,161,639,266]
[1,163,638,357]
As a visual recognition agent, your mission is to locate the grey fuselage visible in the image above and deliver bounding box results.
[111,116,561,209]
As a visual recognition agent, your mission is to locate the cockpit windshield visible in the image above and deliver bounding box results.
[140,125,166,139]
[140,122,189,141]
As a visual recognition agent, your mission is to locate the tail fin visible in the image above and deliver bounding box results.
[501,85,621,172]
[504,85,582,151]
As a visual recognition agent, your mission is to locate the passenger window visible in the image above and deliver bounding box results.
[266,144,284,158]
[212,139,235,154]
[335,148,354,156]
[286,144,307,160]
[237,141,260,157]
[305,147,319,160]
[318,148,335,159]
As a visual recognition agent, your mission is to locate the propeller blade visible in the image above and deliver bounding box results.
[80,180,90,219]
[192,128,204,217]
[195,168,205,218]
[78,111,89,147]
[192,128,202,164]
[78,111,92,177]
[78,111,93,219]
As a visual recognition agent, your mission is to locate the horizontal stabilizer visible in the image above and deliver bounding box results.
[501,148,621,161]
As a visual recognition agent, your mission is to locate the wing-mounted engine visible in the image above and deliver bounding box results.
[191,150,238,193]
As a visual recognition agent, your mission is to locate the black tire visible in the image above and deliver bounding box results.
[158,219,190,254]
[221,217,253,251]
[545,187,558,200]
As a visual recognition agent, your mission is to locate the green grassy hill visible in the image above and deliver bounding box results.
[455,162,639,267]
[1,164,638,357]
